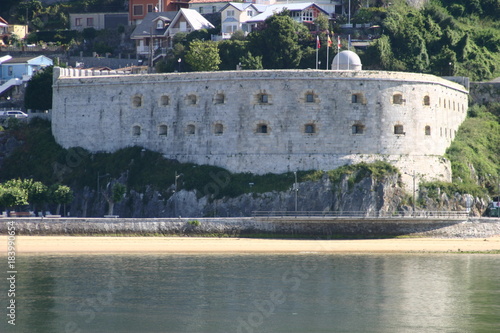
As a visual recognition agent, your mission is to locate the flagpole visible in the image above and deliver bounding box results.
[326,41,329,70]
[337,36,340,70]
[315,35,319,70]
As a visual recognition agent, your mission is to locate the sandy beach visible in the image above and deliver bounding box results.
[2,235,500,254]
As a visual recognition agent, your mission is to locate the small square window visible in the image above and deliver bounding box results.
[215,93,225,104]
[394,125,404,135]
[214,123,224,134]
[393,94,404,105]
[259,94,268,104]
[306,93,314,103]
[352,124,364,134]
[257,124,268,134]
[133,5,143,16]
[304,124,315,134]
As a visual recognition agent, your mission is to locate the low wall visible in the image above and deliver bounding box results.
[1,217,499,238]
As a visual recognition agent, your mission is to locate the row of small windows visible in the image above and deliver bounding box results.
[131,123,450,137]
[131,92,464,110]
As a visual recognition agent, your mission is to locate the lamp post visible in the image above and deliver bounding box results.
[142,27,153,73]
[405,170,417,217]
[173,171,181,217]
[293,171,298,212]
[178,58,182,72]
[348,0,351,25]
[97,172,110,202]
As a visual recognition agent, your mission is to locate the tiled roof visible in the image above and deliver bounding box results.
[130,12,177,39]
[188,0,232,3]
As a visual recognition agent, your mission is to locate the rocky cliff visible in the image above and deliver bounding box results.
[67,172,487,218]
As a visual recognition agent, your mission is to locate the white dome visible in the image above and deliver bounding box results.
[331,50,362,71]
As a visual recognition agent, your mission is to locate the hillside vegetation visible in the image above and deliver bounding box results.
[361,0,500,80]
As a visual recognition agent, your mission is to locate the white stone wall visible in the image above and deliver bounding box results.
[52,69,468,187]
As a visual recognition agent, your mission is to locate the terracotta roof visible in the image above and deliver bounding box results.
[188,0,232,3]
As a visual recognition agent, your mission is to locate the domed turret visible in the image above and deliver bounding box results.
[331,50,362,71]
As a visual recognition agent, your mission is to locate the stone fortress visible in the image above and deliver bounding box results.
[51,51,469,189]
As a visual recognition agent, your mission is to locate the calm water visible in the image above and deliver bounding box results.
[1,254,500,333]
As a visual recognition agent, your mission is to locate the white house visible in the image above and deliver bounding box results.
[245,3,330,27]
[220,3,267,36]
[219,2,329,39]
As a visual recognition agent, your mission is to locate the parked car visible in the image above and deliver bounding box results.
[0,110,28,118]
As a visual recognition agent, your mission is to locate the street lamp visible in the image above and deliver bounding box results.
[293,171,298,212]
[405,170,417,217]
[178,58,182,72]
[143,27,153,73]
[173,171,181,217]
[97,172,110,202]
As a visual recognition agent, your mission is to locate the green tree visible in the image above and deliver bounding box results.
[239,52,263,70]
[25,66,53,111]
[0,182,29,211]
[314,14,329,32]
[247,13,303,69]
[102,182,126,216]
[218,39,248,70]
[49,184,73,215]
[185,40,221,71]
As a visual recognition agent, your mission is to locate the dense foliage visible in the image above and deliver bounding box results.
[24,66,53,111]
[361,0,500,80]
[445,103,500,195]
[0,178,73,213]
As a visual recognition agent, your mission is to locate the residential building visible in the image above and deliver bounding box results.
[70,13,128,31]
[0,55,53,97]
[188,0,233,14]
[129,0,188,25]
[220,2,267,36]
[219,2,329,39]
[0,17,28,45]
[245,3,329,27]
[130,9,214,63]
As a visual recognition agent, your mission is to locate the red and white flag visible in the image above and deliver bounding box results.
[316,35,321,49]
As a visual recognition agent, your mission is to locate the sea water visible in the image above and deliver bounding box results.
[1,254,499,332]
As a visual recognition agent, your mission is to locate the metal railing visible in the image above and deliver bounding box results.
[252,211,470,219]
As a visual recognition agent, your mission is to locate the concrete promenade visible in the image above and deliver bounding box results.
[1,216,499,238]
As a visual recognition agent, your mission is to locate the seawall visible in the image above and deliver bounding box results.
[2,217,499,238]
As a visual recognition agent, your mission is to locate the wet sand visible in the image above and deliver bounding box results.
[2,236,500,254]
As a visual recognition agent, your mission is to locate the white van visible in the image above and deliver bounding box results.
[0,110,28,118]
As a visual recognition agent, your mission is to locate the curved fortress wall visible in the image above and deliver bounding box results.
[52,68,468,185]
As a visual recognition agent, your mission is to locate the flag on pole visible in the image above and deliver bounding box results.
[337,36,342,49]
[155,5,159,12]
[316,35,321,49]
[327,35,333,48]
